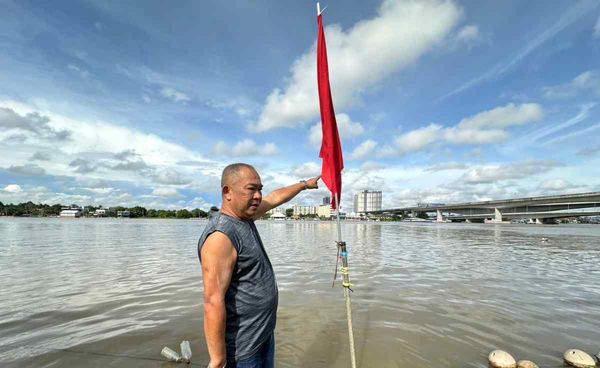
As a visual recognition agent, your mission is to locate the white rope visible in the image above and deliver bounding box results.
[334,193,357,368]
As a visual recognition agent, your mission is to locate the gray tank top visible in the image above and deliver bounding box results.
[198,212,278,361]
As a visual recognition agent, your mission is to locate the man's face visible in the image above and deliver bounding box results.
[224,167,263,220]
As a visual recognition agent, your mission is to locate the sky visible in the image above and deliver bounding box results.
[1,0,600,211]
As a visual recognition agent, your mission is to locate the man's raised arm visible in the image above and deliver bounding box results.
[201,232,237,368]
[253,176,321,219]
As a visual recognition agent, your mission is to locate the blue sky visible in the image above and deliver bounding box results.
[1,0,600,210]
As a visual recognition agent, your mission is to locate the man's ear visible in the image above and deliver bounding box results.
[222,185,231,201]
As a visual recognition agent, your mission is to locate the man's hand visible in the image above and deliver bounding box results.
[305,175,321,189]
[253,175,322,219]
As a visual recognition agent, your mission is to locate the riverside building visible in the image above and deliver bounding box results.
[354,190,382,214]
[292,204,317,216]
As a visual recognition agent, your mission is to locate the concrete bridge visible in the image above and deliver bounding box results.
[370,191,600,224]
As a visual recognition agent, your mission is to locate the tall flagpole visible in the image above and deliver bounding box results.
[315,3,356,366]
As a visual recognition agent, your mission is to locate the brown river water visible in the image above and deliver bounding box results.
[1,218,599,367]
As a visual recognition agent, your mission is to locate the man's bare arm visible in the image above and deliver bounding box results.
[253,176,320,219]
[201,232,237,367]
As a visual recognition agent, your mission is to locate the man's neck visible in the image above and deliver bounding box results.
[220,207,243,220]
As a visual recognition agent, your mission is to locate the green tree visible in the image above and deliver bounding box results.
[176,209,192,219]
[191,208,208,218]
[285,208,293,217]
[129,206,147,218]
[49,204,62,215]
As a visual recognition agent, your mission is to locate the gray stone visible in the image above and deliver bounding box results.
[488,350,517,368]
[563,349,596,368]
[517,360,539,368]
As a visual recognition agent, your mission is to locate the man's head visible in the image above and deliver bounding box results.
[220,163,263,220]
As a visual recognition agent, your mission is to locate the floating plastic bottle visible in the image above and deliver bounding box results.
[161,346,182,362]
[180,340,192,363]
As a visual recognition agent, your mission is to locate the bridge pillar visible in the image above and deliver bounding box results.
[495,208,502,222]
[436,209,443,222]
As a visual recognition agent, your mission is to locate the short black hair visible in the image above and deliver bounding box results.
[221,163,257,188]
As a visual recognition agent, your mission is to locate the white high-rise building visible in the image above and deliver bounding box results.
[292,204,317,216]
[353,190,382,213]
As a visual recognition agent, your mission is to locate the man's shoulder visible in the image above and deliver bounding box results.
[203,231,234,250]
[204,230,231,244]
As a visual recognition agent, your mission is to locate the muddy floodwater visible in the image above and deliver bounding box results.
[1,217,599,367]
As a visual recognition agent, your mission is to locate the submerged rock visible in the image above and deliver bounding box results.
[517,360,539,368]
[488,350,517,368]
[563,349,596,368]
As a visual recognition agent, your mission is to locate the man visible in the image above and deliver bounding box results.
[198,163,320,368]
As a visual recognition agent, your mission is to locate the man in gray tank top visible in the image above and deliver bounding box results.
[198,163,320,368]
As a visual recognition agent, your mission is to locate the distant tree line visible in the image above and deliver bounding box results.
[0,201,218,219]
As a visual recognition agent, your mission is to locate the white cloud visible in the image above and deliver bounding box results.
[189,196,213,210]
[151,187,182,197]
[543,70,600,98]
[7,164,46,176]
[0,107,70,141]
[425,162,468,172]
[31,151,52,161]
[443,128,507,144]
[380,103,543,156]
[594,16,600,38]
[460,160,561,184]
[291,162,321,178]
[444,1,597,99]
[3,184,22,193]
[578,144,600,157]
[526,103,596,143]
[349,139,378,160]
[394,123,442,154]
[152,168,192,185]
[253,0,461,131]
[212,139,279,157]
[308,113,365,146]
[538,179,572,191]
[360,161,386,172]
[83,187,117,194]
[67,64,91,79]
[1,101,208,166]
[160,87,190,103]
[0,100,216,191]
[455,103,543,130]
[454,25,479,44]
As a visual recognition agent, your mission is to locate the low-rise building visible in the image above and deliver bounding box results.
[317,204,332,218]
[270,212,287,220]
[267,207,285,216]
[60,207,82,218]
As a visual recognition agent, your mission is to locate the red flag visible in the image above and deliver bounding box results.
[317,14,344,209]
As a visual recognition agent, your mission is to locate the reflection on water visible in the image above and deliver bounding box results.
[1,218,600,367]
